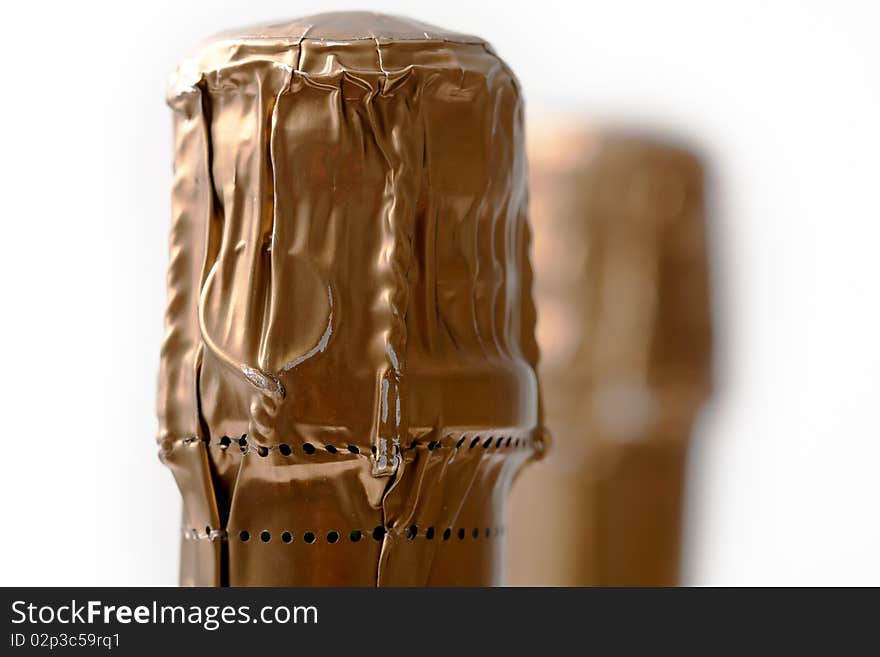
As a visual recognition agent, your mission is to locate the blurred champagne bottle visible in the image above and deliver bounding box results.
[507,122,713,586]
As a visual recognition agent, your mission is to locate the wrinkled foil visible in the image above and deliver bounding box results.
[507,123,712,586]
[158,12,545,586]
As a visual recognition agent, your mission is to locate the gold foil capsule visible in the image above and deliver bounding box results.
[507,122,713,586]
[158,12,544,586]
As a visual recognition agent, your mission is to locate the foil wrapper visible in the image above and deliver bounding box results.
[158,12,544,586]
[507,123,713,586]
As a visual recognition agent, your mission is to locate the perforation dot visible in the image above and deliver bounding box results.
[279,444,291,456]
[350,530,362,543]
[219,436,231,449]
[327,531,339,544]
[472,528,480,539]
[482,437,492,448]
[239,530,250,542]
[257,445,269,457]
[425,527,435,540]
[303,443,316,455]
[260,530,271,542]
[456,437,466,449]
[238,436,248,447]
[325,444,337,454]
[505,437,512,448]
[485,528,491,538]
[457,528,465,540]
[303,532,316,544]
[443,528,452,541]
[469,437,480,449]
[347,445,360,454]
[495,437,504,448]
[372,526,387,541]
[406,525,418,540]
[281,531,292,544]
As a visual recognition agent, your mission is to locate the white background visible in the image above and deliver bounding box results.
[1,0,878,585]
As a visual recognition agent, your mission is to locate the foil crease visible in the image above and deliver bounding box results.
[507,124,712,586]
[158,12,544,586]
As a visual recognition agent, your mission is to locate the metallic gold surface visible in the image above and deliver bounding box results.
[158,12,544,586]
[507,123,712,586]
